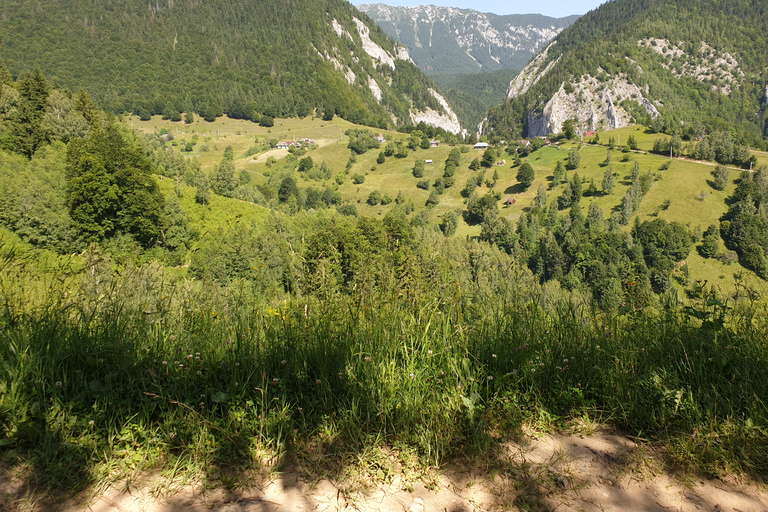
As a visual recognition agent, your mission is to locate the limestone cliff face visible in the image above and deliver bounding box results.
[410,89,467,136]
[525,75,659,137]
[506,42,559,100]
[320,17,463,134]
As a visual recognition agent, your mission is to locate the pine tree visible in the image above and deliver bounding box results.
[534,183,546,209]
[602,167,614,195]
[12,69,51,156]
[713,164,730,191]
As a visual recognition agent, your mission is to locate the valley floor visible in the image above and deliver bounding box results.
[5,430,767,512]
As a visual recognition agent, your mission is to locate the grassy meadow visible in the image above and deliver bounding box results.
[132,114,759,290]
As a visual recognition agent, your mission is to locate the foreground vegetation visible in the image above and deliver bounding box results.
[1,223,767,501]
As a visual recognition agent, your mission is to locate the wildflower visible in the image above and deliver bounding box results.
[281,360,287,365]
[409,373,415,379]
[563,358,569,364]
[427,350,433,355]
[162,361,167,365]
[55,381,62,387]
[531,368,536,373]
[272,378,279,385]
[438,379,443,384]
[316,379,322,385]
[364,356,372,362]
[88,420,94,426]
[235,362,240,367]
[487,375,493,381]
[197,371,202,376]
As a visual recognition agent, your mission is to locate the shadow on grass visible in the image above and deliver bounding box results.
[504,183,527,195]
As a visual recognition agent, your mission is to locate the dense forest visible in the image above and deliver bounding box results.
[0,0,450,130]
[483,0,768,147]
[431,69,520,130]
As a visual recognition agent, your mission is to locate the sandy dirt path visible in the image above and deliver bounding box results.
[4,431,767,512]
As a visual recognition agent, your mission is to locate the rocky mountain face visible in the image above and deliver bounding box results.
[0,0,464,134]
[501,42,659,137]
[357,4,579,75]
[482,0,768,144]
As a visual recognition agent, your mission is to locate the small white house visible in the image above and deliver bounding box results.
[424,159,433,164]
[474,142,490,150]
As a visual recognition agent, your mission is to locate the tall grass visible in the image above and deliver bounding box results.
[1,237,767,498]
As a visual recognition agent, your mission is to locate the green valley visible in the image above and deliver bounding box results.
[1,1,768,508]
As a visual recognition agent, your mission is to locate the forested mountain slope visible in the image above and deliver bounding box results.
[482,0,768,146]
[0,0,463,133]
[358,4,578,75]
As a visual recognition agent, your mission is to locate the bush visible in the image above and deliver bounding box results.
[412,160,425,178]
[352,174,365,184]
[367,190,382,205]
[337,203,358,216]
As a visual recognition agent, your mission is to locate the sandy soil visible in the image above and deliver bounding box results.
[3,431,767,512]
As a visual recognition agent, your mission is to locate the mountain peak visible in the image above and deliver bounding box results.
[357,4,579,75]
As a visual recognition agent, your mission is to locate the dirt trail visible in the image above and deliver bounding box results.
[4,431,767,512]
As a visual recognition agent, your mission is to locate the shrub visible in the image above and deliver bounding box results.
[367,190,382,205]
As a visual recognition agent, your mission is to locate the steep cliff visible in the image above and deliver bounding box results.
[482,0,768,146]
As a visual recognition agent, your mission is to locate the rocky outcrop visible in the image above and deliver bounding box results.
[507,42,559,100]
[410,89,466,136]
[322,18,463,132]
[526,75,659,137]
[637,39,745,95]
[352,17,413,69]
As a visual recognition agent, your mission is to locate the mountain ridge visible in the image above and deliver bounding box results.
[482,0,768,145]
[357,4,578,75]
[0,0,464,134]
